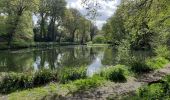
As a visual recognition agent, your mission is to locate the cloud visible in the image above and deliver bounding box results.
[95,20,106,29]
[66,0,121,29]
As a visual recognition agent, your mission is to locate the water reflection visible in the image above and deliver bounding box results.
[0,46,153,74]
[87,52,104,77]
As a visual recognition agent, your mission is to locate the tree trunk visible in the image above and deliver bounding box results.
[71,29,76,42]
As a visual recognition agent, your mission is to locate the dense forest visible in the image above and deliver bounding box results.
[0,0,98,48]
[102,0,170,50]
[1,0,170,100]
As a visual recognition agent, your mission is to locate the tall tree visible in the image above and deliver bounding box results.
[47,0,66,41]
[2,0,39,46]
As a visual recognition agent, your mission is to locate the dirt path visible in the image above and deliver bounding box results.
[57,64,170,100]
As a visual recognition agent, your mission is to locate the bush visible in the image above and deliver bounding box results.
[0,67,87,94]
[92,35,106,44]
[154,45,170,60]
[124,75,170,100]
[130,59,152,74]
[100,65,129,82]
[58,67,87,83]
[33,70,58,86]
[0,73,33,93]
[146,57,169,70]
[66,76,105,92]
[136,75,170,99]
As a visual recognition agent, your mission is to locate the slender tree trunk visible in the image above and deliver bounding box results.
[40,13,45,40]
[71,29,76,42]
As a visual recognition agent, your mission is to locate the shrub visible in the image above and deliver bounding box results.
[124,75,170,100]
[0,67,88,94]
[130,59,152,74]
[146,57,169,70]
[100,65,129,82]
[58,67,87,83]
[66,76,105,93]
[154,45,170,60]
[0,73,33,93]
[92,35,106,44]
[33,70,58,86]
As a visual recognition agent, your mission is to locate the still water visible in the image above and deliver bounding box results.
[0,45,151,75]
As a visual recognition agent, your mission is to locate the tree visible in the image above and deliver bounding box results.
[2,0,39,46]
[47,0,66,41]
[90,23,98,41]
[37,0,49,40]
[63,9,82,42]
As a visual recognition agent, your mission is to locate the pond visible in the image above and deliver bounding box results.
[0,45,151,76]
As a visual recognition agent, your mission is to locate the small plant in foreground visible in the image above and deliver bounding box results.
[65,76,105,93]
[130,59,151,74]
[146,57,169,70]
[100,65,129,82]
[58,67,87,83]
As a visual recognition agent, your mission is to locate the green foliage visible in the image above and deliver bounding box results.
[123,75,170,100]
[100,65,129,82]
[130,58,152,74]
[154,45,170,60]
[92,35,106,44]
[146,57,169,70]
[0,67,87,94]
[102,0,170,50]
[33,70,58,86]
[133,75,170,100]
[0,73,33,94]
[66,76,105,92]
[58,67,87,83]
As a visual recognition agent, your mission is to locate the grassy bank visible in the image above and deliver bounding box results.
[4,76,105,100]
[0,55,170,99]
[0,67,87,94]
[122,75,170,100]
[0,42,85,50]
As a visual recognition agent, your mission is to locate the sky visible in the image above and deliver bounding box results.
[33,0,121,29]
[66,0,121,29]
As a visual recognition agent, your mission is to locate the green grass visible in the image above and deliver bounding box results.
[130,58,152,74]
[129,56,169,74]
[99,65,129,82]
[57,67,87,83]
[146,57,169,70]
[6,77,106,100]
[0,67,87,94]
[123,75,170,100]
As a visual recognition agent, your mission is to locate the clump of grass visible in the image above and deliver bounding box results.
[33,69,58,86]
[58,67,87,83]
[154,45,170,60]
[100,65,129,82]
[146,57,169,70]
[65,76,105,93]
[130,59,152,74]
